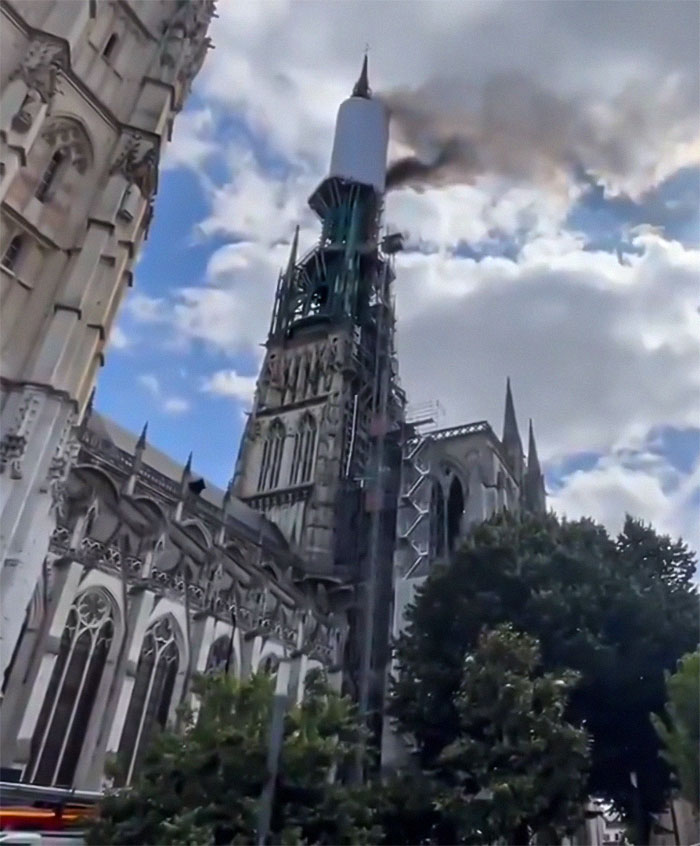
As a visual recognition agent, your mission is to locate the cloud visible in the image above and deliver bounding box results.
[107,325,130,350]
[163,397,191,415]
[137,373,160,397]
[202,369,257,402]
[137,373,191,417]
[549,446,700,555]
[161,107,220,173]
[121,1,699,547]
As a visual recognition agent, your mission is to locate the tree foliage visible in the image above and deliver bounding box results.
[86,669,379,845]
[438,625,590,844]
[390,511,697,837]
[651,651,700,812]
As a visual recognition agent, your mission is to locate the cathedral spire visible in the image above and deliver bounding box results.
[502,378,522,451]
[136,421,148,453]
[527,419,540,477]
[286,225,299,279]
[525,419,547,514]
[352,53,371,99]
[502,378,524,479]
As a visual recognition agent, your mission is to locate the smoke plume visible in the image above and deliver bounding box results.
[382,73,696,193]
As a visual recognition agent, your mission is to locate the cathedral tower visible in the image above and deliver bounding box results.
[233,59,405,701]
[0,0,215,677]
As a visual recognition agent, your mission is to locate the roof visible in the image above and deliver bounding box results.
[86,411,288,550]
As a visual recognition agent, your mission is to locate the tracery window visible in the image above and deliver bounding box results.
[1,235,23,272]
[447,475,465,554]
[35,150,66,202]
[206,635,234,675]
[429,479,446,558]
[257,420,285,492]
[289,414,317,485]
[26,591,115,787]
[116,616,179,785]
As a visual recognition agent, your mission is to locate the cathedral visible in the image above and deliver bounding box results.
[0,1,544,792]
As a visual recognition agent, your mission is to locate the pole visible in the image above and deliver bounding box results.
[256,659,291,846]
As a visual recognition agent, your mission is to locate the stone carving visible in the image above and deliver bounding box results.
[160,0,216,107]
[42,117,92,174]
[9,38,66,131]
[110,133,158,199]
[0,387,43,479]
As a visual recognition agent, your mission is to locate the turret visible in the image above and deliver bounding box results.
[502,378,524,482]
[124,421,148,496]
[524,419,547,514]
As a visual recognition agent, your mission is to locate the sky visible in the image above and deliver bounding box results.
[98,0,700,553]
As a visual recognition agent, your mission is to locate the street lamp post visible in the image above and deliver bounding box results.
[256,657,293,846]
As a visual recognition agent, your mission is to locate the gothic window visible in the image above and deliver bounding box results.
[257,420,285,492]
[116,616,179,786]
[206,635,234,675]
[26,591,115,787]
[1,235,23,272]
[35,118,92,206]
[259,653,280,676]
[429,479,446,558]
[447,476,465,555]
[35,149,66,202]
[289,414,317,485]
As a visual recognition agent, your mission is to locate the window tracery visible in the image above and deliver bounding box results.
[26,591,115,787]
[289,414,317,485]
[257,420,285,492]
[429,479,446,558]
[117,616,179,786]
[205,634,234,675]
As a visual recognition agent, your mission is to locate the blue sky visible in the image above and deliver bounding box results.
[96,1,699,550]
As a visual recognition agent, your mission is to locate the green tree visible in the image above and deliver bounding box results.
[651,651,700,812]
[87,669,379,845]
[437,625,589,845]
[390,511,697,840]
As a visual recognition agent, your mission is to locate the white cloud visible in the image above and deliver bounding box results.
[162,107,220,172]
[108,325,129,350]
[202,369,257,403]
[140,1,699,548]
[163,397,191,415]
[550,450,700,555]
[137,373,191,417]
[137,373,160,397]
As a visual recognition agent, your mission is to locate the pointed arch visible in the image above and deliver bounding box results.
[26,588,118,787]
[447,475,465,555]
[429,477,446,558]
[205,634,235,676]
[289,413,317,485]
[116,614,181,785]
[257,418,285,492]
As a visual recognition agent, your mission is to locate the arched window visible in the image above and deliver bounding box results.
[35,149,66,202]
[116,616,179,785]
[429,479,446,558]
[259,653,280,676]
[289,415,317,485]
[206,635,234,676]
[102,33,118,59]
[257,420,285,492]
[447,476,465,555]
[26,592,115,787]
[1,235,23,272]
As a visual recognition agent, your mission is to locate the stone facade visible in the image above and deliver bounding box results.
[1,410,345,789]
[381,383,546,767]
[0,0,214,677]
